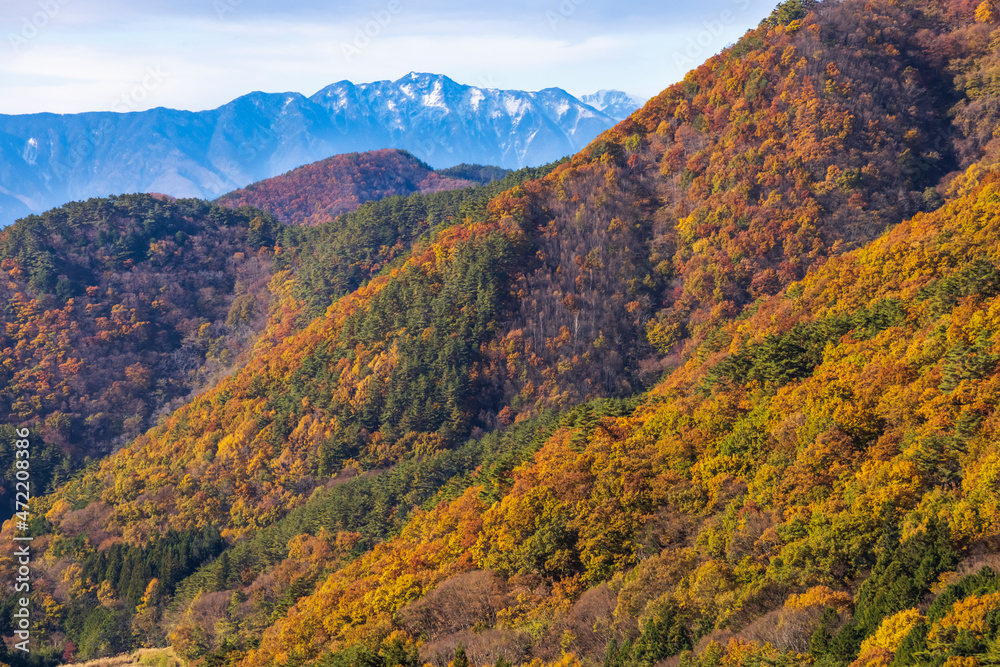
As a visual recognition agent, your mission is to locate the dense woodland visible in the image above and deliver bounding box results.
[0,162,523,507]
[215,150,492,227]
[3,0,1000,665]
[0,197,280,501]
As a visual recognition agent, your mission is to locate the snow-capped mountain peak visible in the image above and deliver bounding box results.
[580,89,646,120]
[0,73,630,226]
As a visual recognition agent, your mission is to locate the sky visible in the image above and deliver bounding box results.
[0,0,779,115]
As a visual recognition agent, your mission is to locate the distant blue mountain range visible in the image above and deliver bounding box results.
[0,73,643,226]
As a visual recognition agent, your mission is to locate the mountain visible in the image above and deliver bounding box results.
[0,164,552,526]
[6,0,1000,666]
[0,152,512,513]
[579,90,646,120]
[215,149,491,226]
[0,74,621,227]
[0,196,280,463]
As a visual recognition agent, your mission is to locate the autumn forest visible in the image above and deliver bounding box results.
[3,0,1000,665]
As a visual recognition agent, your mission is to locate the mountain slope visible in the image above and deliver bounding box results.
[240,160,1000,667]
[215,149,481,226]
[470,0,966,416]
[0,74,623,226]
[0,195,279,468]
[7,0,1000,665]
[0,155,520,516]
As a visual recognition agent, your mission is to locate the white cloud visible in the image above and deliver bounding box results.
[0,0,777,114]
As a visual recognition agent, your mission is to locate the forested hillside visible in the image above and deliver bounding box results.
[0,159,528,510]
[0,196,279,501]
[4,0,1000,665]
[215,150,496,226]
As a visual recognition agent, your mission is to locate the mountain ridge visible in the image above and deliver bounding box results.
[214,148,493,226]
[0,73,641,226]
[7,1,1000,665]
[579,90,647,120]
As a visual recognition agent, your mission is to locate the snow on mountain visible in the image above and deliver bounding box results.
[0,73,626,226]
[580,89,646,120]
